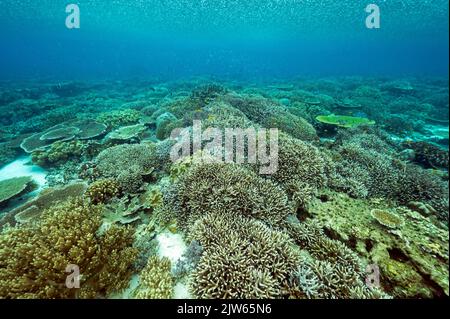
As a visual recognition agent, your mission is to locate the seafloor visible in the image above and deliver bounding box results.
[0,76,448,299]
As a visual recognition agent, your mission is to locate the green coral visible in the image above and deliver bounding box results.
[0,176,35,207]
[96,109,141,129]
[316,114,375,128]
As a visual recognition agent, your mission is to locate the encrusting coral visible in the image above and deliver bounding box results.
[0,198,137,299]
[284,218,389,299]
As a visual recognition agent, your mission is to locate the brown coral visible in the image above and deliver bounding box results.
[0,198,137,299]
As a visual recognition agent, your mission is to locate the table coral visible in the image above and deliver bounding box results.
[0,176,34,207]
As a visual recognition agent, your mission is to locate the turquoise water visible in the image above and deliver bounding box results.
[0,0,448,79]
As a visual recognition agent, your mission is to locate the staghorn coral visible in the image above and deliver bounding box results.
[0,198,137,298]
[85,178,121,204]
[284,218,388,299]
[189,213,300,299]
[134,255,174,299]
[165,161,292,230]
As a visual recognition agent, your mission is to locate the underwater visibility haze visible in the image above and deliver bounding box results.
[0,0,449,300]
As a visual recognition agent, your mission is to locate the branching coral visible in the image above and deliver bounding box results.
[85,178,121,204]
[189,213,301,299]
[0,198,137,298]
[96,109,141,129]
[134,255,174,299]
[32,140,84,167]
[269,133,328,207]
[223,94,318,142]
[166,162,292,230]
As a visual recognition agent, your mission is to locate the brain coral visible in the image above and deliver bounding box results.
[189,213,301,299]
[166,161,292,230]
[0,198,137,298]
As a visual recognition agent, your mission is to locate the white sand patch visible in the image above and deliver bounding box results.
[0,156,47,189]
[156,231,187,265]
[174,282,192,299]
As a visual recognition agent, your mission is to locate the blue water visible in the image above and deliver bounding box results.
[0,0,448,79]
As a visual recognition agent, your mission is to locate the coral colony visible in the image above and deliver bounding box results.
[0,1,448,301]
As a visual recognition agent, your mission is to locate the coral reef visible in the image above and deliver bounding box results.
[31,140,84,167]
[94,143,157,193]
[107,124,147,141]
[303,190,449,297]
[0,182,88,227]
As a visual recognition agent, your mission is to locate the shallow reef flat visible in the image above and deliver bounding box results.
[0,76,448,299]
